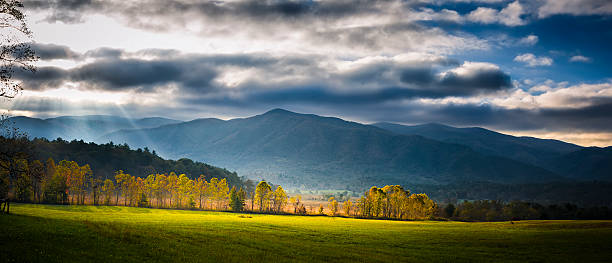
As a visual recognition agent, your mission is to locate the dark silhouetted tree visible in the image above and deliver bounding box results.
[1,0,38,98]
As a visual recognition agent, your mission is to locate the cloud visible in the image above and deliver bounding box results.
[518,34,538,45]
[438,62,512,92]
[24,0,389,24]
[30,43,81,60]
[569,55,592,63]
[16,56,222,92]
[467,1,526,26]
[22,0,490,56]
[514,53,553,67]
[14,46,515,111]
[538,0,612,18]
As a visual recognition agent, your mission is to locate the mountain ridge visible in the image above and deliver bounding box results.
[10,109,611,189]
[97,109,563,189]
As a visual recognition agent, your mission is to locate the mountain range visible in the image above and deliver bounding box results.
[8,109,611,192]
[8,115,181,142]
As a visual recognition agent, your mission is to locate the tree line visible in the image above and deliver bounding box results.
[3,155,611,221]
[0,130,249,213]
[440,200,612,221]
[2,156,437,220]
[2,157,246,210]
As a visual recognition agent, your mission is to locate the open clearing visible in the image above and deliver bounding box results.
[2,204,612,262]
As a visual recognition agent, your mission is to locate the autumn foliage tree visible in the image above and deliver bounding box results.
[254,180,272,212]
[328,197,338,216]
[272,186,287,213]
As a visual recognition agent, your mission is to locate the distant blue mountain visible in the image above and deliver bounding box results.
[99,109,562,189]
[372,122,612,181]
[8,115,181,142]
[372,122,581,170]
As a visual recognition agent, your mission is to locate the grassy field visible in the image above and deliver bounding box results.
[2,204,612,262]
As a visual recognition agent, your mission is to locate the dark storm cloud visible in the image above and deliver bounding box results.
[29,43,81,60]
[24,0,105,23]
[440,101,612,132]
[15,51,292,92]
[23,0,392,24]
[83,47,124,58]
[438,68,512,91]
[71,59,187,90]
[17,45,513,100]
[14,66,69,90]
[17,57,220,92]
[399,67,436,85]
[329,58,510,97]
[23,0,489,55]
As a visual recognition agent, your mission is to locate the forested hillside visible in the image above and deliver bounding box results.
[29,138,243,187]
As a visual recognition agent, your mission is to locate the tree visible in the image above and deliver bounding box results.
[229,186,245,212]
[382,185,408,218]
[290,195,302,214]
[195,175,207,209]
[138,192,149,208]
[0,125,31,213]
[28,160,44,203]
[90,176,102,205]
[43,160,68,204]
[272,186,288,213]
[237,187,246,210]
[13,159,29,202]
[1,0,38,98]
[167,172,178,208]
[114,170,130,206]
[153,173,167,208]
[254,180,272,212]
[144,174,155,206]
[177,174,191,208]
[214,178,229,209]
[126,175,137,206]
[101,179,115,205]
[79,164,92,205]
[343,200,352,216]
[328,197,338,216]
[444,203,456,218]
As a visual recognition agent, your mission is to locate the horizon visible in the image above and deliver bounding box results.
[9,107,607,148]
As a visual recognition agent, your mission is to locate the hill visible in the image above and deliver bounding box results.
[100,109,560,189]
[29,137,244,187]
[550,146,612,180]
[373,122,581,169]
[373,122,612,181]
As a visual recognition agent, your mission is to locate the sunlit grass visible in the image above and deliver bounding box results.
[2,203,612,262]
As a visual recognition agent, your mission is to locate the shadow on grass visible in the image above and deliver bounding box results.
[0,212,163,263]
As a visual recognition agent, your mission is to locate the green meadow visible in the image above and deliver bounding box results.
[2,203,612,263]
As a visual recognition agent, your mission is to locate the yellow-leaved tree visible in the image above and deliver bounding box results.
[254,180,272,212]
[272,186,287,213]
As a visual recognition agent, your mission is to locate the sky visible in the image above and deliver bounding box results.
[2,0,612,146]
